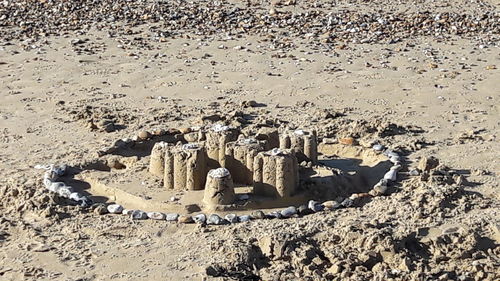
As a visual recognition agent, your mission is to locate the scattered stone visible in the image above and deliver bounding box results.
[323,200,341,210]
[207,214,224,225]
[384,169,397,181]
[147,212,166,220]
[166,213,179,221]
[251,210,266,219]
[341,198,354,208]
[93,204,108,215]
[130,210,148,220]
[280,206,297,218]
[193,213,207,224]
[137,131,150,140]
[178,215,194,224]
[267,212,282,219]
[373,144,384,151]
[308,200,324,212]
[107,204,123,214]
[122,209,133,215]
[298,204,314,216]
[409,169,420,176]
[238,215,252,222]
[225,214,238,223]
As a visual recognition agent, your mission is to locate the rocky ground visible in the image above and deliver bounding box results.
[0,0,499,280]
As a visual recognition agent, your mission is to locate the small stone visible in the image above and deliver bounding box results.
[225,214,238,223]
[323,201,341,210]
[269,8,277,16]
[238,215,252,222]
[166,213,179,221]
[267,211,282,219]
[251,210,266,219]
[152,129,165,136]
[339,137,356,145]
[93,204,108,215]
[130,210,148,220]
[193,214,207,224]
[122,209,133,215]
[280,206,297,218]
[298,204,314,216]
[418,156,439,172]
[107,204,124,214]
[183,132,199,142]
[147,212,166,220]
[178,215,194,224]
[389,155,401,164]
[383,169,397,181]
[207,214,224,225]
[371,184,389,196]
[238,194,250,200]
[485,65,496,70]
[373,144,384,151]
[341,198,354,208]
[137,131,150,140]
[308,200,324,212]
[244,100,258,107]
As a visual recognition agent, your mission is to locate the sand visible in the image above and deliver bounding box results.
[0,0,499,280]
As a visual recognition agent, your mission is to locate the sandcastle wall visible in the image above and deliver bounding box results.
[253,149,299,198]
[279,130,318,164]
[163,144,208,190]
[224,139,265,185]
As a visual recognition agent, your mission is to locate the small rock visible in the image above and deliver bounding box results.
[207,214,224,225]
[323,200,341,210]
[166,213,179,221]
[238,194,250,200]
[147,212,166,220]
[178,127,191,134]
[130,210,148,220]
[298,204,314,216]
[267,211,282,219]
[107,204,124,214]
[137,131,150,140]
[193,214,207,224]
[238,215,252,222]
[280,206,297,218]
[93,204,108,215]
[373,144,384,151]
[341,198,354,208]
[251,210,266,219]
[225,214,238,223]
[418,156,439,172]
[242,100,258,107]
[122,209,133,215]
[178,215,194,224]
[383,169,397,181]
[308,200,324,212]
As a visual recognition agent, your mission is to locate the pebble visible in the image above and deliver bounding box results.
[373,144,384,151]
[298,204,314,216]
[193,214,207,224]
[69,192,82,202]
[166,213,179,221]
[130,210,148,220]
[384,169,398,181]
[238,215,252,222]
[251,210,266,219]
[238,194,250,200]
[280,206,297,218]
[122,209,133,215]
[341,198,354,208]
[224,214,238,223]
[147,212,166,220]
[93,204,108,215]
[339,137,356,145]
[107,204,124,214]
[418,156,440,172]
[78,197,93,208]
[207,214,224,225]
[308,200,324,212]
[137,131,150,140]
[323,200,341,210]
[267,212,282,219]
[389,155,401,164]
[178,215,194,224]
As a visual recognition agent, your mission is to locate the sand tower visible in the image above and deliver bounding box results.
[163,143,208,190]
[279,129,318,164]
[224,138,266,185]
[204,124,240,168]
[203,168,236,207]
[253,148,299,198]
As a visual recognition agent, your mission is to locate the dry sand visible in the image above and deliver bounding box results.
[0,0,499,280]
